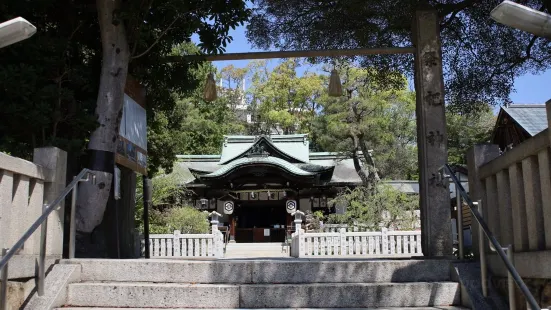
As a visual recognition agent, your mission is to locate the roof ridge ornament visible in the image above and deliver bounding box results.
[247,144,270,157]
[254,134,272,142]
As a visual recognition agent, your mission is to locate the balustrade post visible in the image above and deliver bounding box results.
[292,210,305,257]
[33,147,67,256]
[0,248,7,310]
[173,230,180,257]
[339,228,346,256]
[467,144,500,257]
[475,200,488,297]
[382,228,389,255]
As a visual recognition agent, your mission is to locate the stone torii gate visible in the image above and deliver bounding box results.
[170,8,451,257]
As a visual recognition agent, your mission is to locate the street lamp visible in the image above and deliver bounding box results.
[0,17,37,49]
[490,0,551,38]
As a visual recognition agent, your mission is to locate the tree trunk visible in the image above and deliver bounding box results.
[359,139,380,183]
[350,134,370,186]
[76,0,130,252]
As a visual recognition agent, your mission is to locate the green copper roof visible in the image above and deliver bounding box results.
[219,134,309,164]
[200,156,316,179]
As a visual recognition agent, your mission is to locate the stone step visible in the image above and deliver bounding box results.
[65,282,460,308]
[61,258,453,284]
[58,307,469,310]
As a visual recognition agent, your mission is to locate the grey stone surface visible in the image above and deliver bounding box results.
[452,262,507,310]
[484,176,500,242]
[225,242,288,258]
[466,144,500,257]
[62,259,253,283]
[508,163,529,251]
[63,258,454,284]
[251,259,453,283]
[487,249,551,278]
[24,264,81,310]
[521,156,546,251]
[3,278,34,310]
[1,255,59,279]
[66,282,239,308]
[239,282,460,308]
[33,147,67,256]
[412,8,452,257]
[537,148,551,250]
[57,307,469,310]
[496,170,513,246]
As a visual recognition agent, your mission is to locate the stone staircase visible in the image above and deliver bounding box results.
[26,258,466,309]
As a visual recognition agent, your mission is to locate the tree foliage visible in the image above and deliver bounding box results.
[247,0,551,112]
[0,2,100,159]
[328,184,419,231]
[313,63,417,183]
[446,105,495,165]
[144,207,210,234]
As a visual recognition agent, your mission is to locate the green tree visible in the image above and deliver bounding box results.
[163,207,210,234]
[246,60,325,135]
[330,184,419,231]
[0,2,100,160]
[447,105,495,165]
[0,1,251,246]
[145,207,209,234]
[77,0,250,238]
[247,0,551,111]
[312,64,417,186]
[147,51,245,175]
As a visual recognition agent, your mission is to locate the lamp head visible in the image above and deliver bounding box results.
[0,17,37,49]
[491,1,551,38]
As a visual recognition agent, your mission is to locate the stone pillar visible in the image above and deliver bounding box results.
[210,212,220,233]
[546,99,551,142]
[33,147,67,255]
[466,144,500,256]
[412,8,451,256]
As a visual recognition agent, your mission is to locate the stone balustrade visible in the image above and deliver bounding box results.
[0,148,66,264]
[467,101,551,308]
[291,228,422,258]
[142,230,224,258]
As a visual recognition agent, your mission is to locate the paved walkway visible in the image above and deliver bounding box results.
[224,242,290,258]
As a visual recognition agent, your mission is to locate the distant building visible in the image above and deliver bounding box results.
[492,104,547,151]
[174,133,467,243]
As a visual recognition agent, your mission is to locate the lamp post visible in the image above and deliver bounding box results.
[0,17,37,49]
[491,0,551,39]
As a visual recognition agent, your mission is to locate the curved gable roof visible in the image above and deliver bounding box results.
[200,156,316,179]
[219,135,309,164]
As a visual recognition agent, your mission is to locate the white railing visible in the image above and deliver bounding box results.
[292,228,422,257]
[142,230,224,258]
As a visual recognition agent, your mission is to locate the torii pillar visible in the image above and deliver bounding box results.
[413,8,452,257]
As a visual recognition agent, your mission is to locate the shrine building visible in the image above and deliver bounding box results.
[176,134,417,243]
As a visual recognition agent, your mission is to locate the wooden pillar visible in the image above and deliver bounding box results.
[229,215,236,242]
[412,7,451,257]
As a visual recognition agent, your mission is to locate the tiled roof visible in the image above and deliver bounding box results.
[219,134,309,164]
[200,156,316,178]
[503,104,547,136]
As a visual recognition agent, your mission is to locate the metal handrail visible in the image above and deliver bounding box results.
[440,164,540,310]
[0,168,94,310]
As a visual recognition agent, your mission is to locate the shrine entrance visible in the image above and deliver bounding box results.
[166,8,452,257]
[234,201,288,243]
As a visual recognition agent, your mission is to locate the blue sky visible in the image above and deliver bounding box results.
[194,25,551,105]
